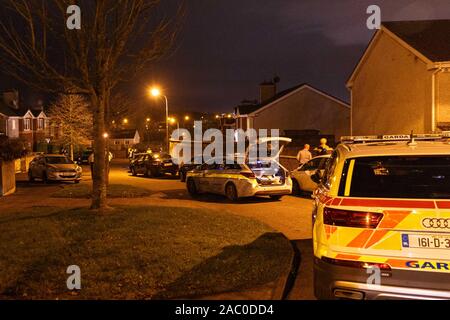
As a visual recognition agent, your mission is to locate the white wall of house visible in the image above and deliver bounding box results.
[7,118,19,138]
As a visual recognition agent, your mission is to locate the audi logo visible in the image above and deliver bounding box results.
[422,218,450,229]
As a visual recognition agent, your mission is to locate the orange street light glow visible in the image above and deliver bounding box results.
[150,87,161,97]
[103,133,109,139]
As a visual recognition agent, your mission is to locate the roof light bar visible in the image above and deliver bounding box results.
[341,132,450,144]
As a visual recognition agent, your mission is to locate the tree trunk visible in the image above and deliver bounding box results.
[90,91,108,211]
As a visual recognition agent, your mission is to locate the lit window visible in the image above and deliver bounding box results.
[38,118,44,130]
[11,119,16,130]
[24,118,31,131]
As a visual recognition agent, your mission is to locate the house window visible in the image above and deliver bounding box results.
[38,118,44,130]
[24,118,31,131]
[115,141,121,145]
[125,140,130,145]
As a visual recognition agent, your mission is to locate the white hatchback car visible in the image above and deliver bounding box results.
[291,155,330,194]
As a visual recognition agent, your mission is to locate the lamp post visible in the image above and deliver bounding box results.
[150,87,169,152]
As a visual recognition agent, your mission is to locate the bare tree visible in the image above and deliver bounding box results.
[48,94,92,161]
[0,1,184,211]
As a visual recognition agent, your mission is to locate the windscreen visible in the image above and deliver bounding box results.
[46,157,73,165]
[339,156,450,199]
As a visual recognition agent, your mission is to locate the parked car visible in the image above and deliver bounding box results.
[291,155,330,194]
[128,153,148,172]
[28,154,82,183]
[186,137,293,202]
[130,152,178,177]
[75,149,93,164]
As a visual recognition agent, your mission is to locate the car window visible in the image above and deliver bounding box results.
[338,155,450,199]
[322,151,339,189]
[301,158,322,171]
[45,157,72,164]
[318,157,329,170]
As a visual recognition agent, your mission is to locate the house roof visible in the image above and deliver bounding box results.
[110,129,138,140]
[0,101,20,117]
[382,20,450,62]
[236,83,349,116]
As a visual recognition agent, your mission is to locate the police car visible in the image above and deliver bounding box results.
[185,137,293,202]
[313,133,450,300]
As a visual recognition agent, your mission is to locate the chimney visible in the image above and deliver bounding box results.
[3,90,19,110]
[259,76,280,103]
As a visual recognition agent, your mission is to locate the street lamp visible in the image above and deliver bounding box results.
[149,87,169,152]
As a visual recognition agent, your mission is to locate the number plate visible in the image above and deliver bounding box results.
[402,234,450,249]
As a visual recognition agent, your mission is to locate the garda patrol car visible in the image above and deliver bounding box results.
[313,133,450,300]
[186,137,293,202]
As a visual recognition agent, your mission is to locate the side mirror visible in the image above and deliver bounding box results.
[311,171,322,184]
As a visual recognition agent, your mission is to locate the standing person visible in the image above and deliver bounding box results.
[297,144,313,164]
[88,152,95,178]
[315,138,332,155]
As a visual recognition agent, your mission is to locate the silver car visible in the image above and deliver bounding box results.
[290,155,330,194]
[28,154,83,183]
[186,137,293,202]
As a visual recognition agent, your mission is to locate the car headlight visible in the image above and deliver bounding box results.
[47,167,57,173]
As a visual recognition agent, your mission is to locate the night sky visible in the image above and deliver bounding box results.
[145,0,450,113]
[2,0,450,113]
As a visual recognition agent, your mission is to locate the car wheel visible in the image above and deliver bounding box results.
[292,179,300,195]
[270,195,283,201]
[187,178,198,197]
[28,170,34,182]
[42,172,48,184]
[179,171,186,182]
[225,183,238,202]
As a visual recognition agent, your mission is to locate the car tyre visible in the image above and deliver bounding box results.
[187,178,198,197]
[292,179,300,195]
[179,171,186,182]
[42,172,48,184]
[28,170,34,182]
[270,195,283,201]
[225,183,239,202]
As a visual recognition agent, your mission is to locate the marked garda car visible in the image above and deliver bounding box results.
[185,137,293,202]
[313,133,450,300]
[291,154,330,194]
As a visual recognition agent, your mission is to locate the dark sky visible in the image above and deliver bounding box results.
[2,0,450,113]
[143,0,450,113]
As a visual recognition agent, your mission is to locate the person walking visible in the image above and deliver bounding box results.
[88,152,95,178]
[297,144,313,164]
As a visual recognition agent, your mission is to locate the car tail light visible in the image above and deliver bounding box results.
[321,257,391,271]
[323,207,383,229]
[240,171,256,179]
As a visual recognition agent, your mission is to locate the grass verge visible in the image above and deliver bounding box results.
[51,184,151,199]
[0,206,292,299]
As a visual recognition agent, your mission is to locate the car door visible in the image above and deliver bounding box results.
[137,155,148,174]
[298,157,323,191]
[195,163,210,193]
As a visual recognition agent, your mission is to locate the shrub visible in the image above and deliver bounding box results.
[0,136,29,162]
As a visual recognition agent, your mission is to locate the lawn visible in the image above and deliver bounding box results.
[51,184,151,198]
[0,206,292,300]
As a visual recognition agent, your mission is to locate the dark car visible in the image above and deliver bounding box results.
[128,153,147,172]
[130,152,178,177]
[75,149,93,164]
